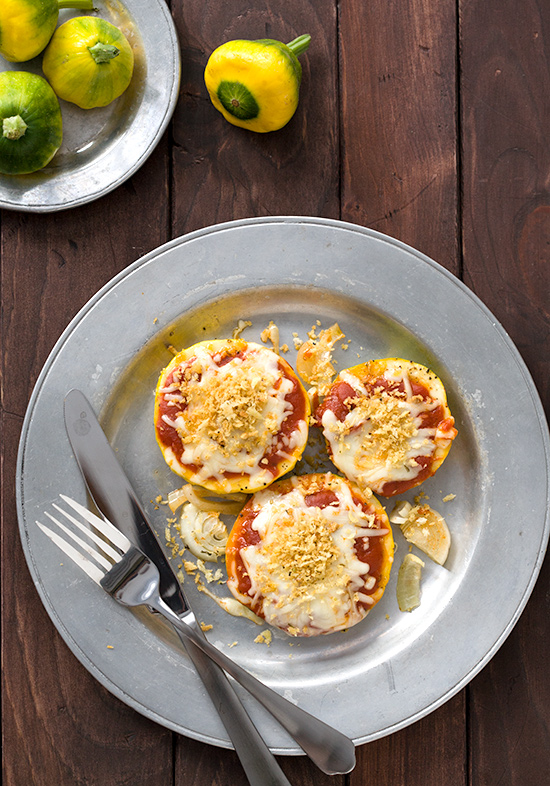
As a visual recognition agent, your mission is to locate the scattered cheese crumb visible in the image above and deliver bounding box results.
[107,645,114,649]
[228,641,238,648]
[232,319,252,339]
[296,322,344,396]
[292,332,303,350]
[442,493,456,502]
[196,558,223,584]
[254,630,273,646]
[260,320,281,354]
[200,622,213,632]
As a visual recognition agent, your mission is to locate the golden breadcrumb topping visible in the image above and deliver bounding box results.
[173,353,278,459]
[327,391,419,470]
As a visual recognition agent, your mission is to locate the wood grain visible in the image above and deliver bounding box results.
[175,740,343,786]
[353,693,466,786]
[460,0,550,783]
[460,0,550,409]
[339,0,459,273]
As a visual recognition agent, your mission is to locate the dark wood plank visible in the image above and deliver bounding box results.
[175,741,341,786]
[170,0,339,237]
[353,693,466,785]
[460,0,550,783]
[339,1,466,784]
[340,0,459,274]
[1,142,173,784]
[460,0,550,410]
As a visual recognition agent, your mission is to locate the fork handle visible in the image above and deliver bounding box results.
[152,596,356,776]
[175,628,293,786]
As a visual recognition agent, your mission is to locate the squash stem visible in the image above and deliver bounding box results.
[57,0,94,9]
[3,116,27,141]
[286,35,311,57]
[88,42,120,63]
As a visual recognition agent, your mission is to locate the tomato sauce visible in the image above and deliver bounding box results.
[226,510,261,599]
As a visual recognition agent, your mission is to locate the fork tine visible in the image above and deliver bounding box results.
[50,504,120,562]
[36,521,105,584]
[44,511,113,570]
[59,494,131,551]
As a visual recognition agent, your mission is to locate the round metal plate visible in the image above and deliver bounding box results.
[16,217,550,751]
[0,0,180,212]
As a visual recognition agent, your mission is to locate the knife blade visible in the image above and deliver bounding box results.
[64,388,185,614]
[63,388,295,786]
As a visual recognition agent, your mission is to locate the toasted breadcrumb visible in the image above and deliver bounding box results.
[254,630,273,646]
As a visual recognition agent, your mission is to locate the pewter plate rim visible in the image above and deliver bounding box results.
[16,217,550,751]
[0,0,180,213]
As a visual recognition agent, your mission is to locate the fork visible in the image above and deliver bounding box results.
[37,496,356,776]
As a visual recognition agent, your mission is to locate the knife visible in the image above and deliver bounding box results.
[63,388,294,786]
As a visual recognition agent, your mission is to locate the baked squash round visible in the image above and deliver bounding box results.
[315,358,457,497]
[225,472,394,637]
[154,339,310,494]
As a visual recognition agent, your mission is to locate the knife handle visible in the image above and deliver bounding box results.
[176,628,293,786]
[154,596,356,775]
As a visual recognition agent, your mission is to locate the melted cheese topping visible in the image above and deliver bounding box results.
[227,475,393,636]
[320,361,455,494]
[296,323,345,396]
[156,341,309,493]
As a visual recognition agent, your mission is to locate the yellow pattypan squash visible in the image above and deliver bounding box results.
[204,34,310,133]
[0,0,94,62]
[42,16,134,109]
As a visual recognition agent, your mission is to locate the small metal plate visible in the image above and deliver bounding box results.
[16,218,550,751]
[0,0,180,212]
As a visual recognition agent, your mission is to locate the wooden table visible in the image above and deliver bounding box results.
[2,1,549,783]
